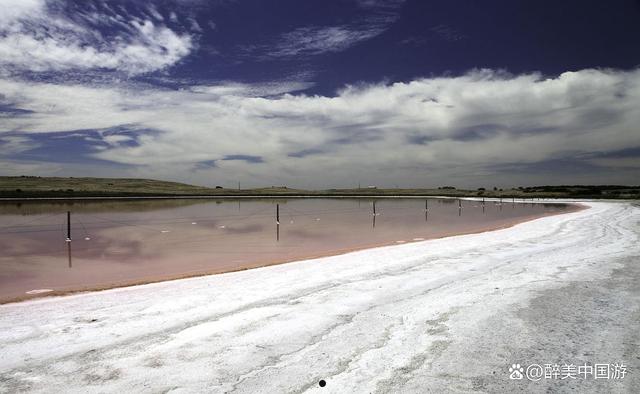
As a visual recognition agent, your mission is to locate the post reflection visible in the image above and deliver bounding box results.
[67,240,72,269]
[372,201,377,228]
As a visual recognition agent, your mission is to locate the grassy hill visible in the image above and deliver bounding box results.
[1,176,219,197]
[0,176,639,199]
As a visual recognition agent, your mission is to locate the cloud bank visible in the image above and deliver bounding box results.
[1,68,639,187]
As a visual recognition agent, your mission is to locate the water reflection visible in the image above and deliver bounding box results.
[0,198,577,302]
[67,241,72,269]
[372,201,377,228]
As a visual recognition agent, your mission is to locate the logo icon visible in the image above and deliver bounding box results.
[509,364,524,380]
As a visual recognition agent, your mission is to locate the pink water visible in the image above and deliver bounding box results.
[0,198,576,303]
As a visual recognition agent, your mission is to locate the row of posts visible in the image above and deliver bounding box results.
[63,197,537,243]
[271,197,535,236]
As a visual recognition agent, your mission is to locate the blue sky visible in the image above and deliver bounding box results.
[0,0,639,188]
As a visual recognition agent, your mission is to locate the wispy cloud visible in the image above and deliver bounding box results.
[0,0,194,75]
[0,135,40,155]
[268,25,384,57]
[241,0,404,60]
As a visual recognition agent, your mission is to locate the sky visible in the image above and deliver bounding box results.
[0,0,639,189]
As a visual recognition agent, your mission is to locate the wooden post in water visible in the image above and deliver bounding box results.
[66,211,71,242]
[276,204,280,241]
[425,199,428,211]
[372,201,377,228]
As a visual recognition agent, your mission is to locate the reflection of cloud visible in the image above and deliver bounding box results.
[284,228,327,240]
[223,224,264,234]
[92,238,148,260]
[1,68,640,187]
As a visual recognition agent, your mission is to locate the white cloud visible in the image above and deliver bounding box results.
[1,68,639,187]
[268,25,385,57]
[191,81,315,97]
[0,0,44,25]
[0,0,194,75]
[102,134,134,146]
[0,135,40,155]
[242,1,403,60]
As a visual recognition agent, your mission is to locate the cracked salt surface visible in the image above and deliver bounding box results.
[0,201,638,393]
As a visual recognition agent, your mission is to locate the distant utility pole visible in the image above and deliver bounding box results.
[238,181,241,190]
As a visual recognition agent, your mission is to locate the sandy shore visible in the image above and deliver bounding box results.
[0,201,637,393]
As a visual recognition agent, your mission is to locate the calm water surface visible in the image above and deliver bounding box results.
[0,198,575,302]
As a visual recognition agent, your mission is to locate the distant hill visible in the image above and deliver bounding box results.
[0,176,638,199]
[0,176,220,197]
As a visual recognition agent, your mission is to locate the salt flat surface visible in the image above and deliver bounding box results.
[0,201,638,393]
